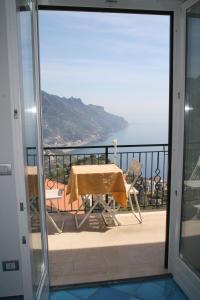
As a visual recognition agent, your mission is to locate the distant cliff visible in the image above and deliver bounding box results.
[42,91,128,146]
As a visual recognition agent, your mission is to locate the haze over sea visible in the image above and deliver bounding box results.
[92,123,168,147]
[71,122,168,161]
[70,122,168,178]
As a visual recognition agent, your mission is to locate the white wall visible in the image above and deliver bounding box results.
[0,0,23,297]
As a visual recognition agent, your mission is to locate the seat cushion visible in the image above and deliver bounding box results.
[45,188,63,199]
[125,183,139,194]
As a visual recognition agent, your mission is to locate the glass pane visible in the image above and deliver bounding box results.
[17,0,44,295]
[180,1,200,277]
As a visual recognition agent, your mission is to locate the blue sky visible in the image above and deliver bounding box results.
[38,11,170,126]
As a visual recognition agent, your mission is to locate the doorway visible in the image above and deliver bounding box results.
[36,7,173,286]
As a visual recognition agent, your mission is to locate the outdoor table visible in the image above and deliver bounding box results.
[66,164,127,228]
[27,166,64,234]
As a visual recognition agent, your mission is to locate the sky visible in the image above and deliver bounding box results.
[38,11,170,127]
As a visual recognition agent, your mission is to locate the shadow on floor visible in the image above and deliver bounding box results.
[47,212,142,234]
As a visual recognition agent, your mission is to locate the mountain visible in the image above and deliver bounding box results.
[42,91,128,146]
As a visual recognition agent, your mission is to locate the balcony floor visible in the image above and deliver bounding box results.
[47,210,167,287]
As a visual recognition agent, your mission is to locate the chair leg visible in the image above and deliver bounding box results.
[102,197,113,214]
[46,212,63,234]
[75,199,100,229]
[100,199,121,226]
[75,194,91,216]
[50,200,65,231]
[75,201,85,216]
[129,192,142,223]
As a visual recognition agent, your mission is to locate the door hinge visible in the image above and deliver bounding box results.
[22,236,26,244]
[14,109,19,119]
[20,202,24,211]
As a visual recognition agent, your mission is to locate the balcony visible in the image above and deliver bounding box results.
[28,144,168,286]
[47,210,167,286]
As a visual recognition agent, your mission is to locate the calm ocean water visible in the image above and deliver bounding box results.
[92,123,168,146]
[70,124,168,178]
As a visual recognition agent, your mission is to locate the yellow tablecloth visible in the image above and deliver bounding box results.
[66,164,127,208]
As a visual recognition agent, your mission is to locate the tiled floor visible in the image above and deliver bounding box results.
[49,277,188,300]
[48,211,167,285]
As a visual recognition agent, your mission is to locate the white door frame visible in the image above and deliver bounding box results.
[37,2,200,299]
[9,0,199,298]
[5,1,34,297]
[5,1,49,299]
[168,0,200,299]
[32,0,49,298]
[39,0,180,278]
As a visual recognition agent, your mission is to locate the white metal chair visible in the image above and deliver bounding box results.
[125,159,143,223]
[184,156,200,188]
[75,194,121,228]
[108,159,142,224]
[184,156,200,220]
[102,159,143,224]
[45,188,64,233]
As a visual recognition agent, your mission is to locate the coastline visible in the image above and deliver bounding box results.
[44,122,168,151]
[44,124,129,149]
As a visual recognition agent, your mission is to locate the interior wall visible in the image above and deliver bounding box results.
[0,0,23,297]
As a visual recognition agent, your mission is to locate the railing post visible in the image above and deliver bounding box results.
[105,146,109,203]
[105,146,109,164]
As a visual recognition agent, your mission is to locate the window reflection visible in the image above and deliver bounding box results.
[180,1,200,277]
[18,0,44,294]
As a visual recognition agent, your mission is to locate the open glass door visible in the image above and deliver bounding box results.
[170,0,200,299]
[180,0,200,278]
[17,0,49,299]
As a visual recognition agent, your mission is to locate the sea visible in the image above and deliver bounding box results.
[92,123,168,147]
[69,123,169,178]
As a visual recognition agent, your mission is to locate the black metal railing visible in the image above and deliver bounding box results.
[27,144,168,212]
